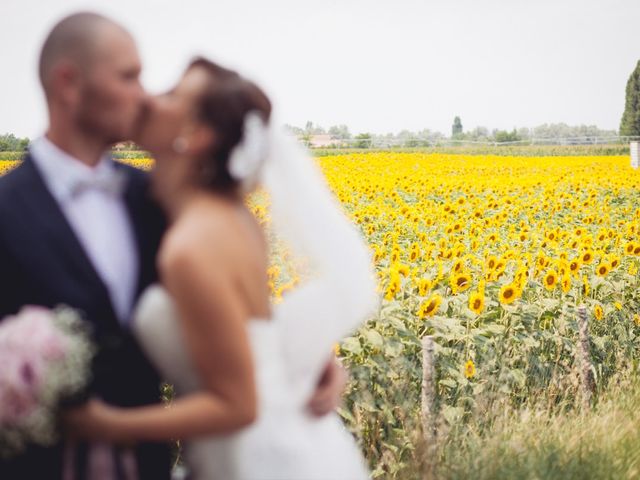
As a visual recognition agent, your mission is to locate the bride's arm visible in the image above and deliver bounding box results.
[66,228,258,443]
[307,356,347,415]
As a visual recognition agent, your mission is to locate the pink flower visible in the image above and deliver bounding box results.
[18,307,69,361]
[0,353,41,423]
[0,307,69,424]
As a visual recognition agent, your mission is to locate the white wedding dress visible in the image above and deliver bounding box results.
[133,123,377,480]
[133,286,370,480]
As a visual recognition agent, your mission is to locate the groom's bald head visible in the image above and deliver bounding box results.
[39,12,146,144]
[39,13,122,96]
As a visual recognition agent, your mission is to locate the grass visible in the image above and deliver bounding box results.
[428,371,640,479]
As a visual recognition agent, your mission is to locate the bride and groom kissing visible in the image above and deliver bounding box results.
[0,11,377,480]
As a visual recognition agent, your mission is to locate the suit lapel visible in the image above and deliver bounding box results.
[16,155,117,319]
[117,162,163,301]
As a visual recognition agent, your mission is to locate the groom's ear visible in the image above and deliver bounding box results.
[50,60,82,106]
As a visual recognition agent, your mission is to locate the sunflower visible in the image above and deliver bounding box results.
[543,270,558,290]
[469,291,485,315]
[397,264,410,277]
[409,243,421,262]
[583,275,591,297]
[596,262,610,277]
[557,259,569,276]
[581,250,594,264]
[418,294,442,318]
[594,304,604,321]
[625,242,636,255]
[569,258,581,276]
[494,260,506,274]
[452,259,464,273]
[499,283,518,305]
[418,278,432,296]
[464,360,476,379]
[610,256,621,269]
[561,274,572,293]
[385,271,401,300]
[452,272,472,294]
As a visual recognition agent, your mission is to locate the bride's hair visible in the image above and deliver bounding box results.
[188,57,272,194]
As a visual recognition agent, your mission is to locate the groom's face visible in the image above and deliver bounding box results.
[75,26,146,144]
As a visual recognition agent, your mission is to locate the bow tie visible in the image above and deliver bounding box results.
[70,169,128,198]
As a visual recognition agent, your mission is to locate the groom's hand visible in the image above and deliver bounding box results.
[307,356,347,416]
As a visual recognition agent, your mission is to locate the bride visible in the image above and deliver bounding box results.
[66,57,378,480]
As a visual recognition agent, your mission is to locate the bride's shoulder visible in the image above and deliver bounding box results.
[157,200,248,275]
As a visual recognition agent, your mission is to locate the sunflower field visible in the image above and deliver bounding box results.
[254,152,640,478]
[7,151,640,477]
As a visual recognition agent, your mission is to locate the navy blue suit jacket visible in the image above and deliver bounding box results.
[0,154,171,480]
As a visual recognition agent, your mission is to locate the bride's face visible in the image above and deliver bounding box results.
[133,66,211,155]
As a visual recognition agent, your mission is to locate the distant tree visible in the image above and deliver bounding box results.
[300,131,312,148]
[620,60,640,136]
[452,116,463,137]
[0,134,30,151]
[465,126,490,141]
[404,136,420,148]
[493,129,520,143]
[328,124,351,139]
[532,123,616,140]
[304,121,325,135]
[354,133,372,149]
[517,127,531,140]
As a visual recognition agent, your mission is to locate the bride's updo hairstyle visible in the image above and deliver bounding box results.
[189,57,272,194]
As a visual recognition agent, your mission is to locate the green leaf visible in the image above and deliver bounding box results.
[439,378,457,389]
[384,340,404,357]
[364,329,384,348]
[341,337,363,355]
[442,405,465,425]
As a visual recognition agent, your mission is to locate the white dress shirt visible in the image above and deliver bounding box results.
[30,136,139,325]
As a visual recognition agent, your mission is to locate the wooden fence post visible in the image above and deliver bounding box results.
[421,336,436,442]
[577,305,596,407]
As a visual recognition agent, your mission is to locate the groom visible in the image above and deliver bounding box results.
[0,12,346,480]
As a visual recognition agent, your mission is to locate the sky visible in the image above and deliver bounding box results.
[1,0,639,138]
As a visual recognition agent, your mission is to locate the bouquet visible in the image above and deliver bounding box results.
[0,306,93,457]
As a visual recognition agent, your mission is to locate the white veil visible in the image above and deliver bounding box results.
[232,113,378,400]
